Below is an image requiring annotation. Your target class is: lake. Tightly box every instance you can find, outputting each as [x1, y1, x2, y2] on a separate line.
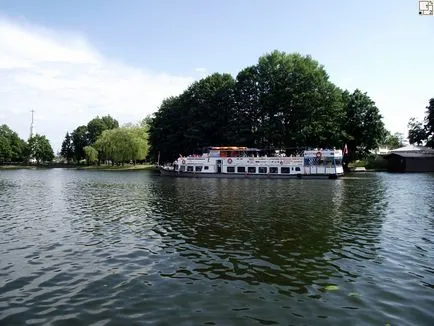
[0, 169, 433, 325]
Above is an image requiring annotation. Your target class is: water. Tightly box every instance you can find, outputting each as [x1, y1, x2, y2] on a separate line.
[0, 169, 433, 326]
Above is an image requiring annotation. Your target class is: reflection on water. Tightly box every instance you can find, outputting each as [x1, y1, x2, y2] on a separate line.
[0, 170, 433, 325]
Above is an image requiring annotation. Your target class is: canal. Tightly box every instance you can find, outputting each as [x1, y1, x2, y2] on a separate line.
[0, 169, 433, 325]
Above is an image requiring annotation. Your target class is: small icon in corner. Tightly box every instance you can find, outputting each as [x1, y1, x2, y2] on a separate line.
[419, 1, 434, 15]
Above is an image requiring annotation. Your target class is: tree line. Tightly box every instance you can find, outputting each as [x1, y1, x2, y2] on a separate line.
[60, 115, 150, 165]
[3, 51, 431, 166]
[148, 50, 397, 163]
[0, 124, 54, 164]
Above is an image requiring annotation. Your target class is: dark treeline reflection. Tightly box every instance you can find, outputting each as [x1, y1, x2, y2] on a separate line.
[140, 175, 387, 293]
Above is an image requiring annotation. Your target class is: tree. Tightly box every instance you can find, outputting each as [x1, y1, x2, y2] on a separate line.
[342, 89, 386, 160]
[406, 98, 434, 148]
[83, 146, 98, 165]
[382, 131, 403, 149]
[234, 51, 345, 150]
[60, 132, 74, 163]
[87, 115, 119, 145]
[148, 74, 236, 162]
[148, 50, 389, 163]
[425, 98, 434, 147]
[95, 125, 149, 165]
[71, 125, 89, 162]
[27, 134, 54, 164]
[0, 134, 12, 162]
[407, 117, 426, 145]
[0, 124, 27, 162]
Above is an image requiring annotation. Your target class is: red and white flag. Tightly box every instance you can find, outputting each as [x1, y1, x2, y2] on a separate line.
[343, 144, 348, 155]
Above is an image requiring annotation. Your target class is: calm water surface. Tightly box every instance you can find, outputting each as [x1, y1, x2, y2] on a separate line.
[0, 169, 433, 325]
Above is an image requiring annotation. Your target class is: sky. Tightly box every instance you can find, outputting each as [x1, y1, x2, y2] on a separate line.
[0, 0, 433, 152]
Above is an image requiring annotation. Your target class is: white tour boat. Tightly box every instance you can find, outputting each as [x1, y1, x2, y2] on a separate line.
[159, 147, 344, 179]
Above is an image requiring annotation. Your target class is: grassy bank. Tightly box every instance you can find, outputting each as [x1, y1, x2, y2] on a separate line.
[1, 163, 158, 171]
[348, 155, 388, 171]
[0, 165, 35, 170]
[76, 164, 157, 171]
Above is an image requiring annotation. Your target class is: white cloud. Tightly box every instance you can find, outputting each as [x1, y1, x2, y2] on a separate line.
[0, 18, 195, 152]
[194, 67, 207, 73]
[194, 67, 209, 78]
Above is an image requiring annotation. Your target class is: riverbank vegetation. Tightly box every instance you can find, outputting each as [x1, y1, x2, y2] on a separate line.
[407, 98, 434, 147]
[76, 164, 156, 171]
[2, 50, 432, 169]
[0, 124, 54, 165]
[61, 116, 150, 166]
[147, 51, 400, 163]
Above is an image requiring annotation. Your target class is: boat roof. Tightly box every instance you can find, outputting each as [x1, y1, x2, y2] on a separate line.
[208, 146, 261, 151]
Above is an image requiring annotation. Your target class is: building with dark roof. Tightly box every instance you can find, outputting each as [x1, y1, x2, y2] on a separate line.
[382, 145, 434, 172]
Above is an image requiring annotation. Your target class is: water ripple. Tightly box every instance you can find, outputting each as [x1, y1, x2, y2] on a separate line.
[0, 170, 433, 325]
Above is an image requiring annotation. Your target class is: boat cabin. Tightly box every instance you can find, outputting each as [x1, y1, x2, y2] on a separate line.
[168, 146, 344, 177]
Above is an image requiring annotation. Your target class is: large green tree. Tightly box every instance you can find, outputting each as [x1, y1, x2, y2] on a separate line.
[83, 145, 98, 165]
[342, 89, 386, 160]
[27, 134, 54, 164]
[425, 98, 434, 147]
[60, 132, 74, 163]
[71, 125, 89, 162]
[0, 124, 27, 163]
[407, 117, 426, 145]
[148, 50, 388, 163]
[87, 115, 119, 145]
[234, 51, 345, 150]
[149, 73, 236, 162]
[0, 134, 12, 162]
[95, 125, 149, 165]
[407, 98, 434, 148]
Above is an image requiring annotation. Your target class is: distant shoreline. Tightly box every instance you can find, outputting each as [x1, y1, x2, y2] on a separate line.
[0, 164, 158, 171]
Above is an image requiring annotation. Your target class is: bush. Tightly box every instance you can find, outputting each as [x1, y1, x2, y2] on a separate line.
[365, 155, 388, 170]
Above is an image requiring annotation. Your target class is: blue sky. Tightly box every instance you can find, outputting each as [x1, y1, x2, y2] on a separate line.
[0, 0, 433, 151]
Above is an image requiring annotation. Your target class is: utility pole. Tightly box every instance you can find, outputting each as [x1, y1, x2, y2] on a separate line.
[29, 109, 35, 139]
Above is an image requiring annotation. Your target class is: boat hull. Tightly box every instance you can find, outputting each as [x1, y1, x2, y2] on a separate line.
[159, 167, 341, 179]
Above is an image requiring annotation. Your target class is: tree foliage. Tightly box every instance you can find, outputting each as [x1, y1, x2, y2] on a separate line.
[425, 98, 434, 147]
[382, 131, 403, 149]
[87, 115, 119, 145]
[148, 73, 236, 162]
[407, 98, 434, 148]
[342, 89, 386, 160]
[27, 134, 54, 164]
[83, 146, 98, 165]
[94, 124, 149, 165]
[148, 51, 387, 162]
[407, 117, 426, 146]
[64, 115, 120, 163]
[0, 124, 27, 163]
[60, 132, 73, 163]
[71, 125, 89, 162]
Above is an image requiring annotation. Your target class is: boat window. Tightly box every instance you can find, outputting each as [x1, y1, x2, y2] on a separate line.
[227, 166, 235, 173]
[269, 167, 278, 173]
[180, 166, 185, 172]
[187, 166, 194, 172]
[204, 166, 209, 170]
[335, 159, 342, 165]
[295, 167, 301, 171]
[248, 167, 256, 173]
[281, 167, 290, 174]
[195, 166, 202, 172]
[258, 167, 267, 174]
[237, 166, 245, 173]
